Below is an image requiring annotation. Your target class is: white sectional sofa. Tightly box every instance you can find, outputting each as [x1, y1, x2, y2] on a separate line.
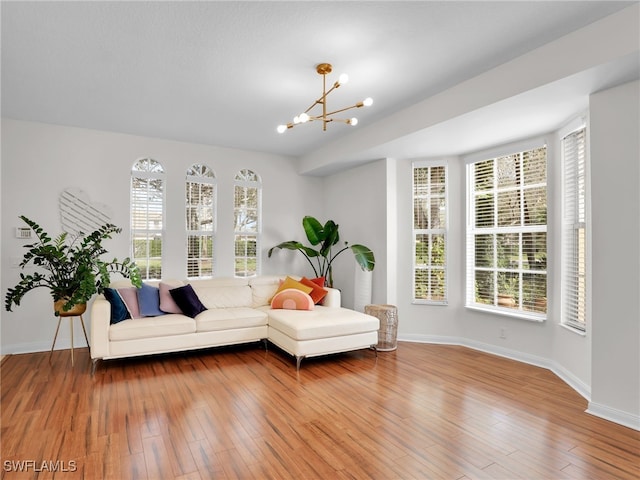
[89, 275, 379, 373]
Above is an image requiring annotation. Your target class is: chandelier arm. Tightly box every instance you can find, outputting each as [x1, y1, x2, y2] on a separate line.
[324, 103, 363, 117]
[323, 82, 341, 98]
[303, 82, 340, 114]
[314, 117, 349, 124]
[303, 96, 325, 114]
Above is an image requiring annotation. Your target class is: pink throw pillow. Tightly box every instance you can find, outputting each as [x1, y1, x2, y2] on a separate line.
[117, 287, 141, 319]
[159, 282, 183, 314]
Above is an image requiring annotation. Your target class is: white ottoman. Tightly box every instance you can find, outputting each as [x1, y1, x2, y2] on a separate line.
[265, 306, 379, 370]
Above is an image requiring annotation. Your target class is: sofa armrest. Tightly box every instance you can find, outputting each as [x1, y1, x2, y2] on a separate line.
[321, 287, 341, 307]
[90, 296, 111, 359]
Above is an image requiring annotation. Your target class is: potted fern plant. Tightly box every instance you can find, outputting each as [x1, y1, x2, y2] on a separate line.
[5, 216, 141, 315]
[268, 216, 375, 287]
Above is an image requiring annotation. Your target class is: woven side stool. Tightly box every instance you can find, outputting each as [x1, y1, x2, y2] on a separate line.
[365, 304, 398, 351]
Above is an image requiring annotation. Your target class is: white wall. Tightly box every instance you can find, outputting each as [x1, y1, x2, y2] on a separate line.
[322, 159, 387, 309]
[588, 80, 640, 426]
[1, 119, 323, 354]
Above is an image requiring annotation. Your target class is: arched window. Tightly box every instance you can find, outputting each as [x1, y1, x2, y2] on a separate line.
[131, 158, 164, 280]
[234, 169, 261, 277]
[186, 164, 216, 278]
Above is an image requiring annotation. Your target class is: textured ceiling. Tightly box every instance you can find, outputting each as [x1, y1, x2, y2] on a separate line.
[1, 1, 636, 163]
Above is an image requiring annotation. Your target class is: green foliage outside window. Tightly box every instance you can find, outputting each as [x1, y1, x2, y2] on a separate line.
[235, 235, 257, 277]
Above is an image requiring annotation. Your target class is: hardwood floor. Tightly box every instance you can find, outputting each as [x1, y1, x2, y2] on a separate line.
[1, 342, 638, 479]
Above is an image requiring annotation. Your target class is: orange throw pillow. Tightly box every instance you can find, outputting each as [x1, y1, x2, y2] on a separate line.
[300, 277, 328, 304]
[310, 276, 325, 288]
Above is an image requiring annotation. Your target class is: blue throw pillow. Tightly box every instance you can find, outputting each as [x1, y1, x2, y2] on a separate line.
[104, 288, 130, 324]
[137, 283, 166, 317]
[169, 284, 207, 318]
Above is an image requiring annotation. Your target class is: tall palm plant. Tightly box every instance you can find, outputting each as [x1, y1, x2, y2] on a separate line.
[268, 216, 375, 287]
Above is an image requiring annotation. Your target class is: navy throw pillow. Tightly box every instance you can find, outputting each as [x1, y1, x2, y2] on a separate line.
[104, 287, 130, 324]
[169, 284, 207, 318]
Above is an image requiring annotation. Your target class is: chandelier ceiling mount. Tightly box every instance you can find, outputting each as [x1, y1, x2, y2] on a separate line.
[277, 63, 373, 134]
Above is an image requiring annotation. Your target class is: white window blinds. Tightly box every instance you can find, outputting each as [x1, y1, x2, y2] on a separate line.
[131, 158, 164, 280]
[562, 127, 587, 331]
[466, 145, 547, 318]
[412, 161, 448, 303]
[186, 164, 216, 279]
[234, 169, 261, 277]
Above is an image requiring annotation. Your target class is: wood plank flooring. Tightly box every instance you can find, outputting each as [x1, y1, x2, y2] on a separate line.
[1, 342, 638, 479]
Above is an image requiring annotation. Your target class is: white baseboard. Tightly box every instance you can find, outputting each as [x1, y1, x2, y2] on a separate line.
[399, 333, 560, 373]
[1, 338, 87, 355]
[398, 334, 638, 431]
[587, 402, 640, 431]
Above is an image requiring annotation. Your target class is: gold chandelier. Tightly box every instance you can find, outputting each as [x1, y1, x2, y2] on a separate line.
[277, 63, 373, 133]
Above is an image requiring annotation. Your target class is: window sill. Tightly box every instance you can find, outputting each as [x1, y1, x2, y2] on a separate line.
[466, 304, 546, 322]
[559, 322, 587, 336]
[412, 300, 448, 306]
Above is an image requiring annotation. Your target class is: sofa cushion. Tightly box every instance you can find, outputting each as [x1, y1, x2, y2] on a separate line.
[170, 284, 207, 318]
[248, 275, 283, 307]
[195, 307, 268, 332]
[265, 306, 379, 341]
[109, 314, 196, 341]
[191, 278, 252, 308]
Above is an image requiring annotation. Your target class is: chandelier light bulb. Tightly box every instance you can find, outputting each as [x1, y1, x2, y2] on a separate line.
[349, 117, 358, 126]
[299, 113, 310, 123]
[338, 73, 349, 85]
[277, 125, 287, 134]
[293, 116, 300, 124]
[363, 97, 373, 107]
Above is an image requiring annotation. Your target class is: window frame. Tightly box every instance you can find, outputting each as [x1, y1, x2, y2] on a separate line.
[185, 164, 216, 279]
[560, 120, 588, 333]
[465, 137, 548, 321]
[130, 158, 165, 280]
[233, 169, 261, 278]
[412, 159, 449, 305]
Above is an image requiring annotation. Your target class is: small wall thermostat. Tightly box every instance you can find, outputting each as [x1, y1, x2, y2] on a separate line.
[15, 227, 32, 239]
